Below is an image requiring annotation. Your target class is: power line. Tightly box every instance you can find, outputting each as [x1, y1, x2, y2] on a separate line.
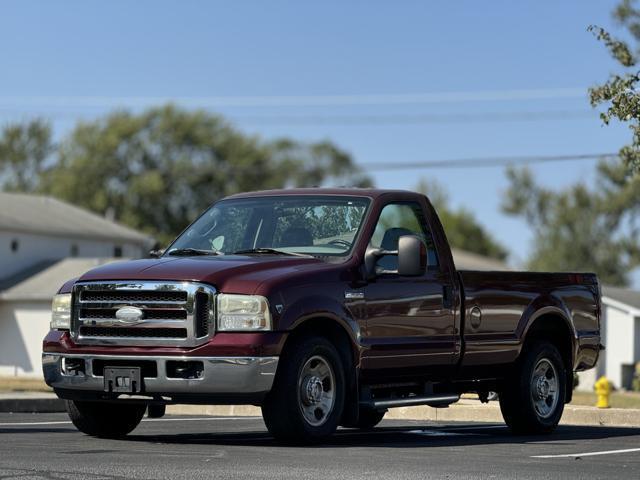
[0, 87, 587, 109]
[361, 153, 619, 171]
[233, 110, 594, 126]
[0, 109, 597, 127]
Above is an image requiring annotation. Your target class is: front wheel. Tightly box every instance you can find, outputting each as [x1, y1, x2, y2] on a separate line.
[261, 336, 346, 443]
[499, 341, 566, 434]
[66, 400, 146, 438]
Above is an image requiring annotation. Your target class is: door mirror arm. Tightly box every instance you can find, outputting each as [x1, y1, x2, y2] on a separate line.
[364, 247, 397, 280]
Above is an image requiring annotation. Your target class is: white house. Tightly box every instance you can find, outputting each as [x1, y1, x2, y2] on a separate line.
[0, 258, 125, 377]
[0, 193, 153, 378]
[577, 286, 640, 391]
[0, 192, 151, 282]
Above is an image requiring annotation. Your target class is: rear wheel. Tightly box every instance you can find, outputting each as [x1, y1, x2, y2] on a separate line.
[66, 400, 146, 438]
[499, 341, 566, 434]
[261, 336, 345, 443]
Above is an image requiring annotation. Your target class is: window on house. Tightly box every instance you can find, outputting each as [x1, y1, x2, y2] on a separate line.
[114, 246, 123, 257]
[70, 244, 79, 257]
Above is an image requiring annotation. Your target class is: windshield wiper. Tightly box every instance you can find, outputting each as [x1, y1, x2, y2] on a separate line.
[167, 248, 221, 256]
[232, 248, 312, 257]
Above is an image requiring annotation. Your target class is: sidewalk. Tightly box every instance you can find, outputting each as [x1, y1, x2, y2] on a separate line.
[0, 392, 65, 413]
[166, 398, 640, 428]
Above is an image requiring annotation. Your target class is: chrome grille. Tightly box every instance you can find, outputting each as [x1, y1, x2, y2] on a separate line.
[72, 281, 216, 347]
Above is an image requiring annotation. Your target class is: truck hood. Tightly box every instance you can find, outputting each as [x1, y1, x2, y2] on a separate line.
[77, 255, 327, 294]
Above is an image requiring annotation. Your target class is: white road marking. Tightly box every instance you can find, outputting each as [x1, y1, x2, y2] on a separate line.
[532, 447, 640, 459]
[444, 425, 507, 431]
[406, 429, 476, 437]
[0, 420, 72, 426]
[0, 416, 259, 427]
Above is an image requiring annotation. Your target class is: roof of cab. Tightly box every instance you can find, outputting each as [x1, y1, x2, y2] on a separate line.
[223, 187, 419, 200]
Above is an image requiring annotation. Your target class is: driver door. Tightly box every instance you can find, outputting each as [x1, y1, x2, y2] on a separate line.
[361, 201, 457, 378]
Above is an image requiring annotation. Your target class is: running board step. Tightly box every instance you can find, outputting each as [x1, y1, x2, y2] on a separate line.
[363, 394, 460, 409]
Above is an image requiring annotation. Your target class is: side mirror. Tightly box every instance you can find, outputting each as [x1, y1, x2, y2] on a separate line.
[364, 235, 427, 279]
[149, 249, 165, 258]
[397, 235, 427, 276]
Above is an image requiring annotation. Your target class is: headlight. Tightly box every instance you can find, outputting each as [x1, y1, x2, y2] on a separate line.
[50, 293, 72, 330]
[217, 294, 272, 331]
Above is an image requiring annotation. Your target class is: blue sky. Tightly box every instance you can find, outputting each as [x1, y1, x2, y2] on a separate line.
[0, 1, 634, 278]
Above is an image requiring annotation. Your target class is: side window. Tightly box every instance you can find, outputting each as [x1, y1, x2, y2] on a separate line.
[370, 203, 438, 271]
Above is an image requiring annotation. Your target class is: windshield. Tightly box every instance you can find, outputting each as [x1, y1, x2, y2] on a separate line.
[167, 195, 371, 257]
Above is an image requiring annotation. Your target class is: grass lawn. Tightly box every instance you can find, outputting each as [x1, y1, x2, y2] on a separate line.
[0, 376, 52, 393]
[570, 390, 640, 409]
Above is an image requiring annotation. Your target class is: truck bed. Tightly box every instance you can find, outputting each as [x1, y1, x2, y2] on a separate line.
[458, 270, 600, 371]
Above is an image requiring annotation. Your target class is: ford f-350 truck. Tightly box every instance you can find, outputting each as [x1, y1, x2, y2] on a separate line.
[43, 188, 602, 442]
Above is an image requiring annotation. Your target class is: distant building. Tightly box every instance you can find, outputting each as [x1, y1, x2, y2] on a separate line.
[451, 248, 510, 271]
[578, 286, 640, 391]
[0, 258, 124, 377]
[0, 193, 152, 378]
[0, 192, 151, 282]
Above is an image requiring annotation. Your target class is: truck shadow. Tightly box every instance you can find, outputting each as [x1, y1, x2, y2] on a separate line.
[125, 422, 640, 449]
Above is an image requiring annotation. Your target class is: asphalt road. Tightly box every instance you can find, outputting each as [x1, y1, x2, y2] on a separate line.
[1, 413, 639, 479]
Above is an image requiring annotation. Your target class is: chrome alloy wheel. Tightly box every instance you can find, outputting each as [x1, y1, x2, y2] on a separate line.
[530, 358, 559, 419]
[297, 355, 336, 427]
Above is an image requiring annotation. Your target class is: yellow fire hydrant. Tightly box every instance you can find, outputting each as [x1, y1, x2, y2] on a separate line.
[594, 376, 612, 409]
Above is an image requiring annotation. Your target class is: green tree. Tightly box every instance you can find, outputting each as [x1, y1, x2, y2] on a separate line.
[0, 119, 53, 192]
[502, 162, 640, 286]
[38, 105, 371, 244]
[501, 1, 640, 285]
[416, 179, 508, 261]
[590, 0, 640, 173]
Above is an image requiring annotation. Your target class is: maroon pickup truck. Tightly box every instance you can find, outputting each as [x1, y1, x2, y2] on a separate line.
[43, 188, 602, 442]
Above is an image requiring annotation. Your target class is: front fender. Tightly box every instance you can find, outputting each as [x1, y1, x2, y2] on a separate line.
[277, 294, 361, 346]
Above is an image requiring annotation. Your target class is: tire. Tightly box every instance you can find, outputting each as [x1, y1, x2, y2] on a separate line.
[499, 341, 566, 435]
[66, 400, 146, 438]
[346, 407, 386, 430]
[147, 404, 166, 419]
[261, 335, 346, 443]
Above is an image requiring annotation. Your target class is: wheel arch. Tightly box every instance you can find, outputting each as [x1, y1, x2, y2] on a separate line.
[520, 308, 577, 402]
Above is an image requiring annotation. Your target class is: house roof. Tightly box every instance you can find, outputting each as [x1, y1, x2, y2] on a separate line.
[451, 248, 510, 271]
[0, 192, 151, 244]
[602, 285, 640, 314]
[0, 258, 126, 301]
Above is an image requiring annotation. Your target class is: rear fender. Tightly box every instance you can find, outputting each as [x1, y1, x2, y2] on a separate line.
[517, 295, 578, 363]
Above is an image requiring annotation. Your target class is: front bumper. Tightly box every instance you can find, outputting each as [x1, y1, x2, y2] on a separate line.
[43, 353, 278, 401]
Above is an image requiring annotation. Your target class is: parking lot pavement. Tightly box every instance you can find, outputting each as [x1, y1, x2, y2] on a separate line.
[1, 413, 639, 480]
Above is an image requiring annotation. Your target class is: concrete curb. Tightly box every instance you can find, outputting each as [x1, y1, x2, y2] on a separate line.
[166, 401, 640, 428]
[0, 393, 66, 413]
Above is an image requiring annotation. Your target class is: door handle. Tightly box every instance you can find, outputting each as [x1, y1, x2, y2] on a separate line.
[442, 285, 453, 309]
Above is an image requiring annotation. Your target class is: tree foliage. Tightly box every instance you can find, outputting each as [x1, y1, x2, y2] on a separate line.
[590, 0, 640, 173]
[502, 161, 640, 286]
[0, 120, 52, 192]
[0, 105, 372, 245]
[416, 179, 508, 261]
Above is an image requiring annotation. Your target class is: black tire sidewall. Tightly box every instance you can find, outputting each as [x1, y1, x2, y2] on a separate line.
[500, 342, 566, 434]
[66, 400, 146, 438]
[262, 336, 346, 442]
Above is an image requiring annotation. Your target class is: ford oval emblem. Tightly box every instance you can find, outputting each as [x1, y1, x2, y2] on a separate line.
[115, 306, 144, 323]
